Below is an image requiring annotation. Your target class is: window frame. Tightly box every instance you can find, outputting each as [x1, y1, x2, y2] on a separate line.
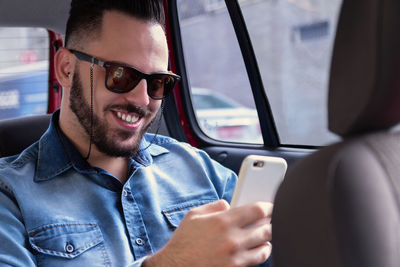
[166, 0, 281, 148]
[47, 30, 63, 114]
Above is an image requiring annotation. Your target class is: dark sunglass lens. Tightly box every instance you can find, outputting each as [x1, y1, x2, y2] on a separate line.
[148, 75, 176, 99]
[106, 65, 141, 93]
[104, 63, 177, 98]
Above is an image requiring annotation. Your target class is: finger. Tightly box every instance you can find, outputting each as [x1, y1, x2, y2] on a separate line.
[241, 223, 272, 250]
[189, 199, 230, 216]
[229, 202, 273, 228]
[232, 241, 272, 267]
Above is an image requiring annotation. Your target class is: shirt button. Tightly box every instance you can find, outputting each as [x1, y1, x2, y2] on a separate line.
[65, 243, 74, 253]
[135, 238, 145, 246]
[123, 190, 128, 197]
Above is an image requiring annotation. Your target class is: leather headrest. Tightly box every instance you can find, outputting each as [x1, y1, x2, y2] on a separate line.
[329, 0, 400, 136]
[0, 114, 51, 157]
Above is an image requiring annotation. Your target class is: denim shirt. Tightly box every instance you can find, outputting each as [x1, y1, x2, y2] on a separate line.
[0, 111, 237, 266]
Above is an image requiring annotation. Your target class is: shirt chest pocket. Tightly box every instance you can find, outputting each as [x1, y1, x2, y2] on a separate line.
[28, 223, 111, 266]
[162, 199, 216, 228]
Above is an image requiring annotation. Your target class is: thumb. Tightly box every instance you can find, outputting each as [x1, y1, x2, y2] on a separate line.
[190, 199, 230, 216]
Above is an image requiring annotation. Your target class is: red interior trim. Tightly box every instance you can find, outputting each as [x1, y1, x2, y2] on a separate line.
[163, 0, 199, 147]
[47, 30, 63, 113]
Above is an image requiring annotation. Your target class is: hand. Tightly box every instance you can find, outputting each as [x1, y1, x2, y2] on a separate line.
[143, 200, 272, 267]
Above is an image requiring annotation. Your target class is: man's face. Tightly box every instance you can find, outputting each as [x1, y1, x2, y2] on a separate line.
[68, 11, 168, 157]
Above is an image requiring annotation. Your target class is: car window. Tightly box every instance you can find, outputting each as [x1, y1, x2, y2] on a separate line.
[192, 89, 242, 110]
[240, 0, 343, 146]
[0, 27, 49, 120]
[177, 0, 263, 144]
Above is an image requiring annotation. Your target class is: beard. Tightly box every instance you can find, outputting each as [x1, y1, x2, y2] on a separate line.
[69, 70, 155, 158]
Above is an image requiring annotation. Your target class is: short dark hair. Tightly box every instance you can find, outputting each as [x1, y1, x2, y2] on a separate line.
[65, 0, 165, 48]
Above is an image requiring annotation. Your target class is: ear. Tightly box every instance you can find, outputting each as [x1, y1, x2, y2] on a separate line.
[54, 47, 75, 88]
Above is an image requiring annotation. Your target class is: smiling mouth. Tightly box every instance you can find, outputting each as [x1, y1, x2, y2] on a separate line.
[117, 111, 140, 124]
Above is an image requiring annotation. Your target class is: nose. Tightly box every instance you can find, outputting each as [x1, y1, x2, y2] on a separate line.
[124, 79, 150, 107]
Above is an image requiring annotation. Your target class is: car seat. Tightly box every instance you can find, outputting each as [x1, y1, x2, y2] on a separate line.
[272, 0, 400, 266]
[0, 114, 51, 158]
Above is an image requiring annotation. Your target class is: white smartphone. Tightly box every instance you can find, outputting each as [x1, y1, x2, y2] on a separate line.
[230, 155, 287, 207]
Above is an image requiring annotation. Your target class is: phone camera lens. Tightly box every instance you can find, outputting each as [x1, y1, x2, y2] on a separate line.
[253, 161, 264, 167]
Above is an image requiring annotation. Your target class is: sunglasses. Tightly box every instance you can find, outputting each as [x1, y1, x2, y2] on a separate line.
[69, 49, 180, 100]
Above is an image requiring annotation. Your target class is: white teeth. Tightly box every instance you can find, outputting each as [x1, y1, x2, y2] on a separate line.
[131, 115, 139, 123]
[117, 111, 140, 124]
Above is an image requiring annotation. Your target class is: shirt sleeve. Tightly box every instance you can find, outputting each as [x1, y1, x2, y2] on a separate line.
[221, 170, 238, 204]
[0, 183, 36, 266]
[194, 146, 238, 203]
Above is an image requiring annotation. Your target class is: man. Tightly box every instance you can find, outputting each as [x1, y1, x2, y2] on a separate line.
[0, 0, 272, 266]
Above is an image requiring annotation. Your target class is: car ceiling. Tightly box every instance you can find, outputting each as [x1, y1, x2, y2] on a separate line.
[0, 0, 70, 34]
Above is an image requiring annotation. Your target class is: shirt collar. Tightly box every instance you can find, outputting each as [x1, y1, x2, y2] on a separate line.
[34, 110, 169, 182]
[133, 134, 170, 166]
